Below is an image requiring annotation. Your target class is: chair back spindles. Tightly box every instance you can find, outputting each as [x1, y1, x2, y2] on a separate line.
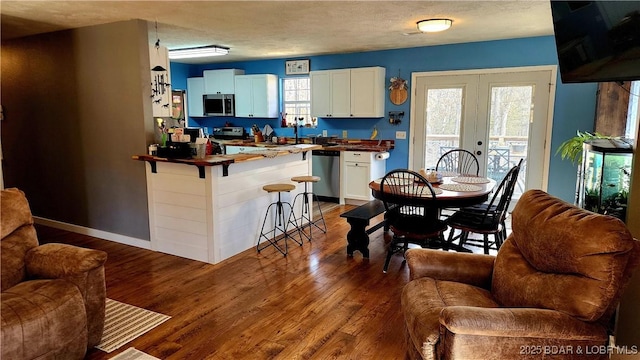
[436, 149, 479, 176]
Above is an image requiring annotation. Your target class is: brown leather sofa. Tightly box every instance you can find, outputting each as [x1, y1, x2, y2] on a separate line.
[1, 188, 108, 359]
[402, 189, 640, 360]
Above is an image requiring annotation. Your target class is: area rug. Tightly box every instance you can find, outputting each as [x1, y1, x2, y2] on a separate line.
[109, 347, 160, 360]
[96, 299, 171, 353]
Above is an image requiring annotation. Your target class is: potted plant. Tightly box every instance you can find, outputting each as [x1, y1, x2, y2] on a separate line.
[556, 131, 610, 165]
[556, 131, 612, 204]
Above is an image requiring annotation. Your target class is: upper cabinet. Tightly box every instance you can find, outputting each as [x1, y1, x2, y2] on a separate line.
[187, 77, 205, 117]
[203, 69, 244, 94]
[310, 66, 385, 118]
[234, 74, 278, 118]
[149, 45, 171, 117]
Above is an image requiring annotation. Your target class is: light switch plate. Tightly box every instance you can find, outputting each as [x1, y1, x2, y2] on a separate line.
[322, 130, 328, 137]
[342, 130, 348, 138]
[396, 131, 407, 139]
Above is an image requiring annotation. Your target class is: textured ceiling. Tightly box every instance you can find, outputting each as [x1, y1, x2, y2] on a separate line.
[1, 1, 554, 64]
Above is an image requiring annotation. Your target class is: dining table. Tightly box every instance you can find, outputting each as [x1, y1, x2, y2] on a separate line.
[365, 171, 497, 253]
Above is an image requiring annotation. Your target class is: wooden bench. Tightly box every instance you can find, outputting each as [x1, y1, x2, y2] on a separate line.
[340, 200, 387, 258]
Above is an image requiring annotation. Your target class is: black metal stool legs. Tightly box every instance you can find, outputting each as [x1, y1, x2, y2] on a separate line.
[257, 191, 303, 256]
[291, 181, 327, 242]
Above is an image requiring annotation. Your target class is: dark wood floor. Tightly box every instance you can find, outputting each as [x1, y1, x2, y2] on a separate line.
[36, 204, 411, 360]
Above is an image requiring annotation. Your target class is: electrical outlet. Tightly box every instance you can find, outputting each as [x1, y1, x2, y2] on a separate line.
[396, 131, 407, 140]
[322, 130, 328, 137]
[342, 130, 348, 138]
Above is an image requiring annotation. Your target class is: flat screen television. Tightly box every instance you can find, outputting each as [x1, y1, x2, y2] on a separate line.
[551, 1, 640, 83]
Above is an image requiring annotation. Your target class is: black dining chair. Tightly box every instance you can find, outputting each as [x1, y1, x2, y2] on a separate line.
[444, 159, 522, 254]
[435, 148, 480, 219]
[436, 148, 479, 176]
[379, 169, 448, 273]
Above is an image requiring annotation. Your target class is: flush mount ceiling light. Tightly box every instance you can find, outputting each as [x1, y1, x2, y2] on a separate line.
[417, 19, 453, 33]
[168, 45, 229, 59]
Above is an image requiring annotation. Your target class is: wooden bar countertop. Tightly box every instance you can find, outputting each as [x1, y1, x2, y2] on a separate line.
[132, 144, 322, 167]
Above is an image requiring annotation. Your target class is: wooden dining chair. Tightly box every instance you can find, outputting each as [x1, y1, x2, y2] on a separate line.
[445, 159, 522, 254]
[379, 169, 448, 273]
[436, 148, 479, 176]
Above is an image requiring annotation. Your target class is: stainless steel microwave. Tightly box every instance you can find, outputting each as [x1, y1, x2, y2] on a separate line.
[203, 94, 234, 117]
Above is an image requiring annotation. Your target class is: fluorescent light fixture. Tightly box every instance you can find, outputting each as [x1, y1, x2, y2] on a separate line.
[417, 19, 453, 33]
[168, 46, 229, 59]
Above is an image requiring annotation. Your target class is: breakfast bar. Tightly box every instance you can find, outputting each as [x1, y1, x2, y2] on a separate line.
[133, 144, 320, 264]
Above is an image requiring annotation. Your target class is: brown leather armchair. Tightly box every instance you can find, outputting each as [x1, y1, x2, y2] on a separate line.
[1, 188, 108, 360]
[402, 189, 640, 360]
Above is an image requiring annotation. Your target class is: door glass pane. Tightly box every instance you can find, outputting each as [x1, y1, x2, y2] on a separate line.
[424, 88, 463, 168]
[487, 85, 533, 200]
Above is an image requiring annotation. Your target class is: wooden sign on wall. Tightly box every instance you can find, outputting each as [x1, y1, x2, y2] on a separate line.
[594, 81, 631, 136]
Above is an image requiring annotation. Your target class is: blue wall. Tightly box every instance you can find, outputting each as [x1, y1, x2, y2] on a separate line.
[170, 36, 598, 202]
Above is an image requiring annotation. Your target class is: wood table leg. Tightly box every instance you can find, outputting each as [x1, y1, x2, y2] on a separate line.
[345, 218, 370, 258]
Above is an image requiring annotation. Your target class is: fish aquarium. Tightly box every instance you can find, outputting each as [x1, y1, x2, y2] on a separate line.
[578, 139, 633, 221]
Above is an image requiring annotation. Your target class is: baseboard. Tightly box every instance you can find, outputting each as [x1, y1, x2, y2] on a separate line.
[33, 217, 151, 250]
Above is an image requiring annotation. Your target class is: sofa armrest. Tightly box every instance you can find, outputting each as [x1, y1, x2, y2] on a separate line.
[25, 243, 107, 278]
[405, 248, 495, 289]
[439, 306, 607, 340]
[25, 243, 108, 347]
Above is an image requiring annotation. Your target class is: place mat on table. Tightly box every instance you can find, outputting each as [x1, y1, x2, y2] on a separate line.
[451, 176, 491, 184]
[399, 186, 443, 196]
[438, 183, 482, 192]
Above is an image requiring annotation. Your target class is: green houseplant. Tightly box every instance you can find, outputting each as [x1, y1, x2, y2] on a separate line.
[556, 131, 610, 165]
[556, 131, 612, 205]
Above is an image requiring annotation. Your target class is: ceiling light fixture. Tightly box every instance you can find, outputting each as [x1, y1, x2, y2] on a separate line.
[168, 46, 229, 59]
[417, 19, 453, 33]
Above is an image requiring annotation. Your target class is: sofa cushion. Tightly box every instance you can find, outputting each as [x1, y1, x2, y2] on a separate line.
[402, 277, 500, 360]
[1, 279, 87, 360]
[492, 189, 636, 322]
[1, 188, 39, 292]
[1, 226, 39, 292]
[1, 188, 34, 240]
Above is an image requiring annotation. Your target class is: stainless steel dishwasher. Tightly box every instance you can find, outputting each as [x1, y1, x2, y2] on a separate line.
[311, 149, 340, 203]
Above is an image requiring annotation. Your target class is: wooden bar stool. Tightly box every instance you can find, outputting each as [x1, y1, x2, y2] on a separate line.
[257, 183, 303, 256]
[290, 176, 327, 242]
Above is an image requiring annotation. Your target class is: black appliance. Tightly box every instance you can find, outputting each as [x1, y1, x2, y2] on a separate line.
[551, 1, 640, 83]
[204, 94, 235, 116]
[212, 126, 246, 140]
[312, 150, 340, 203]
[211, 126, 247, 155]
[183, 127, 204, 141]
[157, 142, 192, 159]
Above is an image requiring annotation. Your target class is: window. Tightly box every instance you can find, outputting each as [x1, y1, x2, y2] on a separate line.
[625, 81, 639, 141]
[282, 77, 312, 127]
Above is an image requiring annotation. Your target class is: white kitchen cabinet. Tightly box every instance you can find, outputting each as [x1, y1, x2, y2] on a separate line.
[350, 67, 386, 117]
[149, 45, 172, 117]
[340, 151, 386, 203]
[234, 74, 278, 118]
[187, 77, 205, 117]
[310, 69, 350, 117]
[310, 66, 385, 118]
[203, 69, 244, 94]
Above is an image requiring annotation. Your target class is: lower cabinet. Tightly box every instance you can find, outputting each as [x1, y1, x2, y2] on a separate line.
[341, 151, 386, 203]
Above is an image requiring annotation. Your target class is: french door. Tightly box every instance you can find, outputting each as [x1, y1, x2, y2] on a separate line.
[410, 66, 556, 201]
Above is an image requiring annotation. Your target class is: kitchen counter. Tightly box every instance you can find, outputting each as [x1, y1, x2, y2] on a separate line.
[134, 143, 318, 265]
[213, 138, 394, 153]
[133, 143, 321, 169]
